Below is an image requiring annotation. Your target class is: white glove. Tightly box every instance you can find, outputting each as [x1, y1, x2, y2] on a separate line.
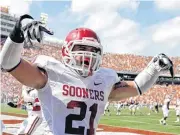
[148, 53, 174, 77]
[0, 14, 54, 72]
[21, 15, 54, 46]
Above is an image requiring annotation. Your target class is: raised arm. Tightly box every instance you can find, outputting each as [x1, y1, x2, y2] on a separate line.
[109, 53, 174, 101]
[0, 14, 53, 89]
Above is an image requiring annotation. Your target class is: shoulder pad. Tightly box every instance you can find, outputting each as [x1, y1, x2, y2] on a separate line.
[98, 67, 119, 83]
[33, 55, 58, 69]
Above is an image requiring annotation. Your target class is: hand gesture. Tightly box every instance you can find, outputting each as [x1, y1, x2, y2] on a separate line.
[152, 53, 174, 78]
[10, 14, 54, 46]
[22, 16, 54, 45]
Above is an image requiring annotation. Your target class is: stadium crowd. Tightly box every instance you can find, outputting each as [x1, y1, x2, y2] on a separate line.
[1, 43, 180, 105]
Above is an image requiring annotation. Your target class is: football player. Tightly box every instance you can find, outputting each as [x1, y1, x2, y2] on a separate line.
[0, 14, 174, 135]
[18, 86, 43, 135]
[116, 101, 123, 116]
[154, 100, 159, 113]
[147, 100, 155, 115]
[159, 90, 176, 125]
[103, 101, 111, 116]
[128, 97, 136, 115]
[8, 86, 43, 135]
[175, 97, 180, 122]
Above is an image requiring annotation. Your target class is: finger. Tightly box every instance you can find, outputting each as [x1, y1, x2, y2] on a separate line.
[29, 26, 36, 40]
[37, 37, 41, 43]
[36, 31, 44, 43]
[39, 25, 54, 35]
[39, 31, 43, 43]
[36, 31, 43, 43]
[32, 21, 40, 25]
[34, 27, 41, 43]
[24, 30, 33, 46]
[22, 22, 33, 32]
[24, 30, 29, 43]
[162, 57, 174, 77]
[34, 25, 42, 43]
[169, 66, 174, 78]
[169, 60, 174, 78]
[22, 20, 39, 33]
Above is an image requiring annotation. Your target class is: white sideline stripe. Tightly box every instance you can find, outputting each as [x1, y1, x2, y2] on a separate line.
[100, 124, 178, 135]
[97, 132, 140, 135]
[1, 115, 26, 120]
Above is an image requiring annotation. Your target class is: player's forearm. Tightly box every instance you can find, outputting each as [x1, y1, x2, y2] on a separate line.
[0, 36, 23, 72]
[134, 66, 160, 95]
[109, 81, 138, 101]
[0, 15, 26, 72]
[134, 54, 172, 95]
[0, 15, 48, 89]
[9, 59, 47, 89]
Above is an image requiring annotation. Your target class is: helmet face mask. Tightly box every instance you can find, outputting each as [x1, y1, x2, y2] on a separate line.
[62, 28, 103, 77]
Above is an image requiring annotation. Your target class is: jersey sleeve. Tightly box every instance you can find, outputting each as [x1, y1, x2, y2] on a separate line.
[33, 55, 56, 69]
[33, 55, 59, 92]
[110, 69, 120, 84]
[98, 68, 120, 102]
[102, 68, 120, 85]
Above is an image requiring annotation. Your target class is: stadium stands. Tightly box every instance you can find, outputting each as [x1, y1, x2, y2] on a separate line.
[1, 43, 180, 104]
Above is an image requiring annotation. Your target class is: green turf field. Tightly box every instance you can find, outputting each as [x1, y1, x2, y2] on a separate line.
[100, 106, 180, 135]
[1, 104, 180, 134]
[1, 104, 27, 115]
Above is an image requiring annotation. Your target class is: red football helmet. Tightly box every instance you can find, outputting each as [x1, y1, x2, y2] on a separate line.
[62, 28, 103, 77]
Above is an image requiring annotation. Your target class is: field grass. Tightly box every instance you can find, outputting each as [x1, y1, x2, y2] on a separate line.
[1, 104, 27, 115]
[1, 104, 180, 134]
[100, 106, 180, 135]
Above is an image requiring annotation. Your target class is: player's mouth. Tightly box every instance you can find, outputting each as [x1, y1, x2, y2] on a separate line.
[84, 60, 89, 66]
[81, 58, 90, 67]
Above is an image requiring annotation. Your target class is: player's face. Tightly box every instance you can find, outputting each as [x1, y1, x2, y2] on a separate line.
[72, 45, 100, 68]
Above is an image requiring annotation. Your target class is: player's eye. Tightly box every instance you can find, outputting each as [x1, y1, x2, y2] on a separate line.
[94, 48, 101, 54]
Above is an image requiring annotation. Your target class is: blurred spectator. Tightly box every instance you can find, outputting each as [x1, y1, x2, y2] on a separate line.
[1, 43, 180, 103]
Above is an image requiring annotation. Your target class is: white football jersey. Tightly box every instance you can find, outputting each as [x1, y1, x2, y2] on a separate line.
[153, 101, 158, 106]
[104, 102, 110, 110]
[22, 87, 42, 116]
[176, 98, 180, 108]
[163, 96, 171, 110]
[34, 55, 119, 135]
[117, 103, 122, 110]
